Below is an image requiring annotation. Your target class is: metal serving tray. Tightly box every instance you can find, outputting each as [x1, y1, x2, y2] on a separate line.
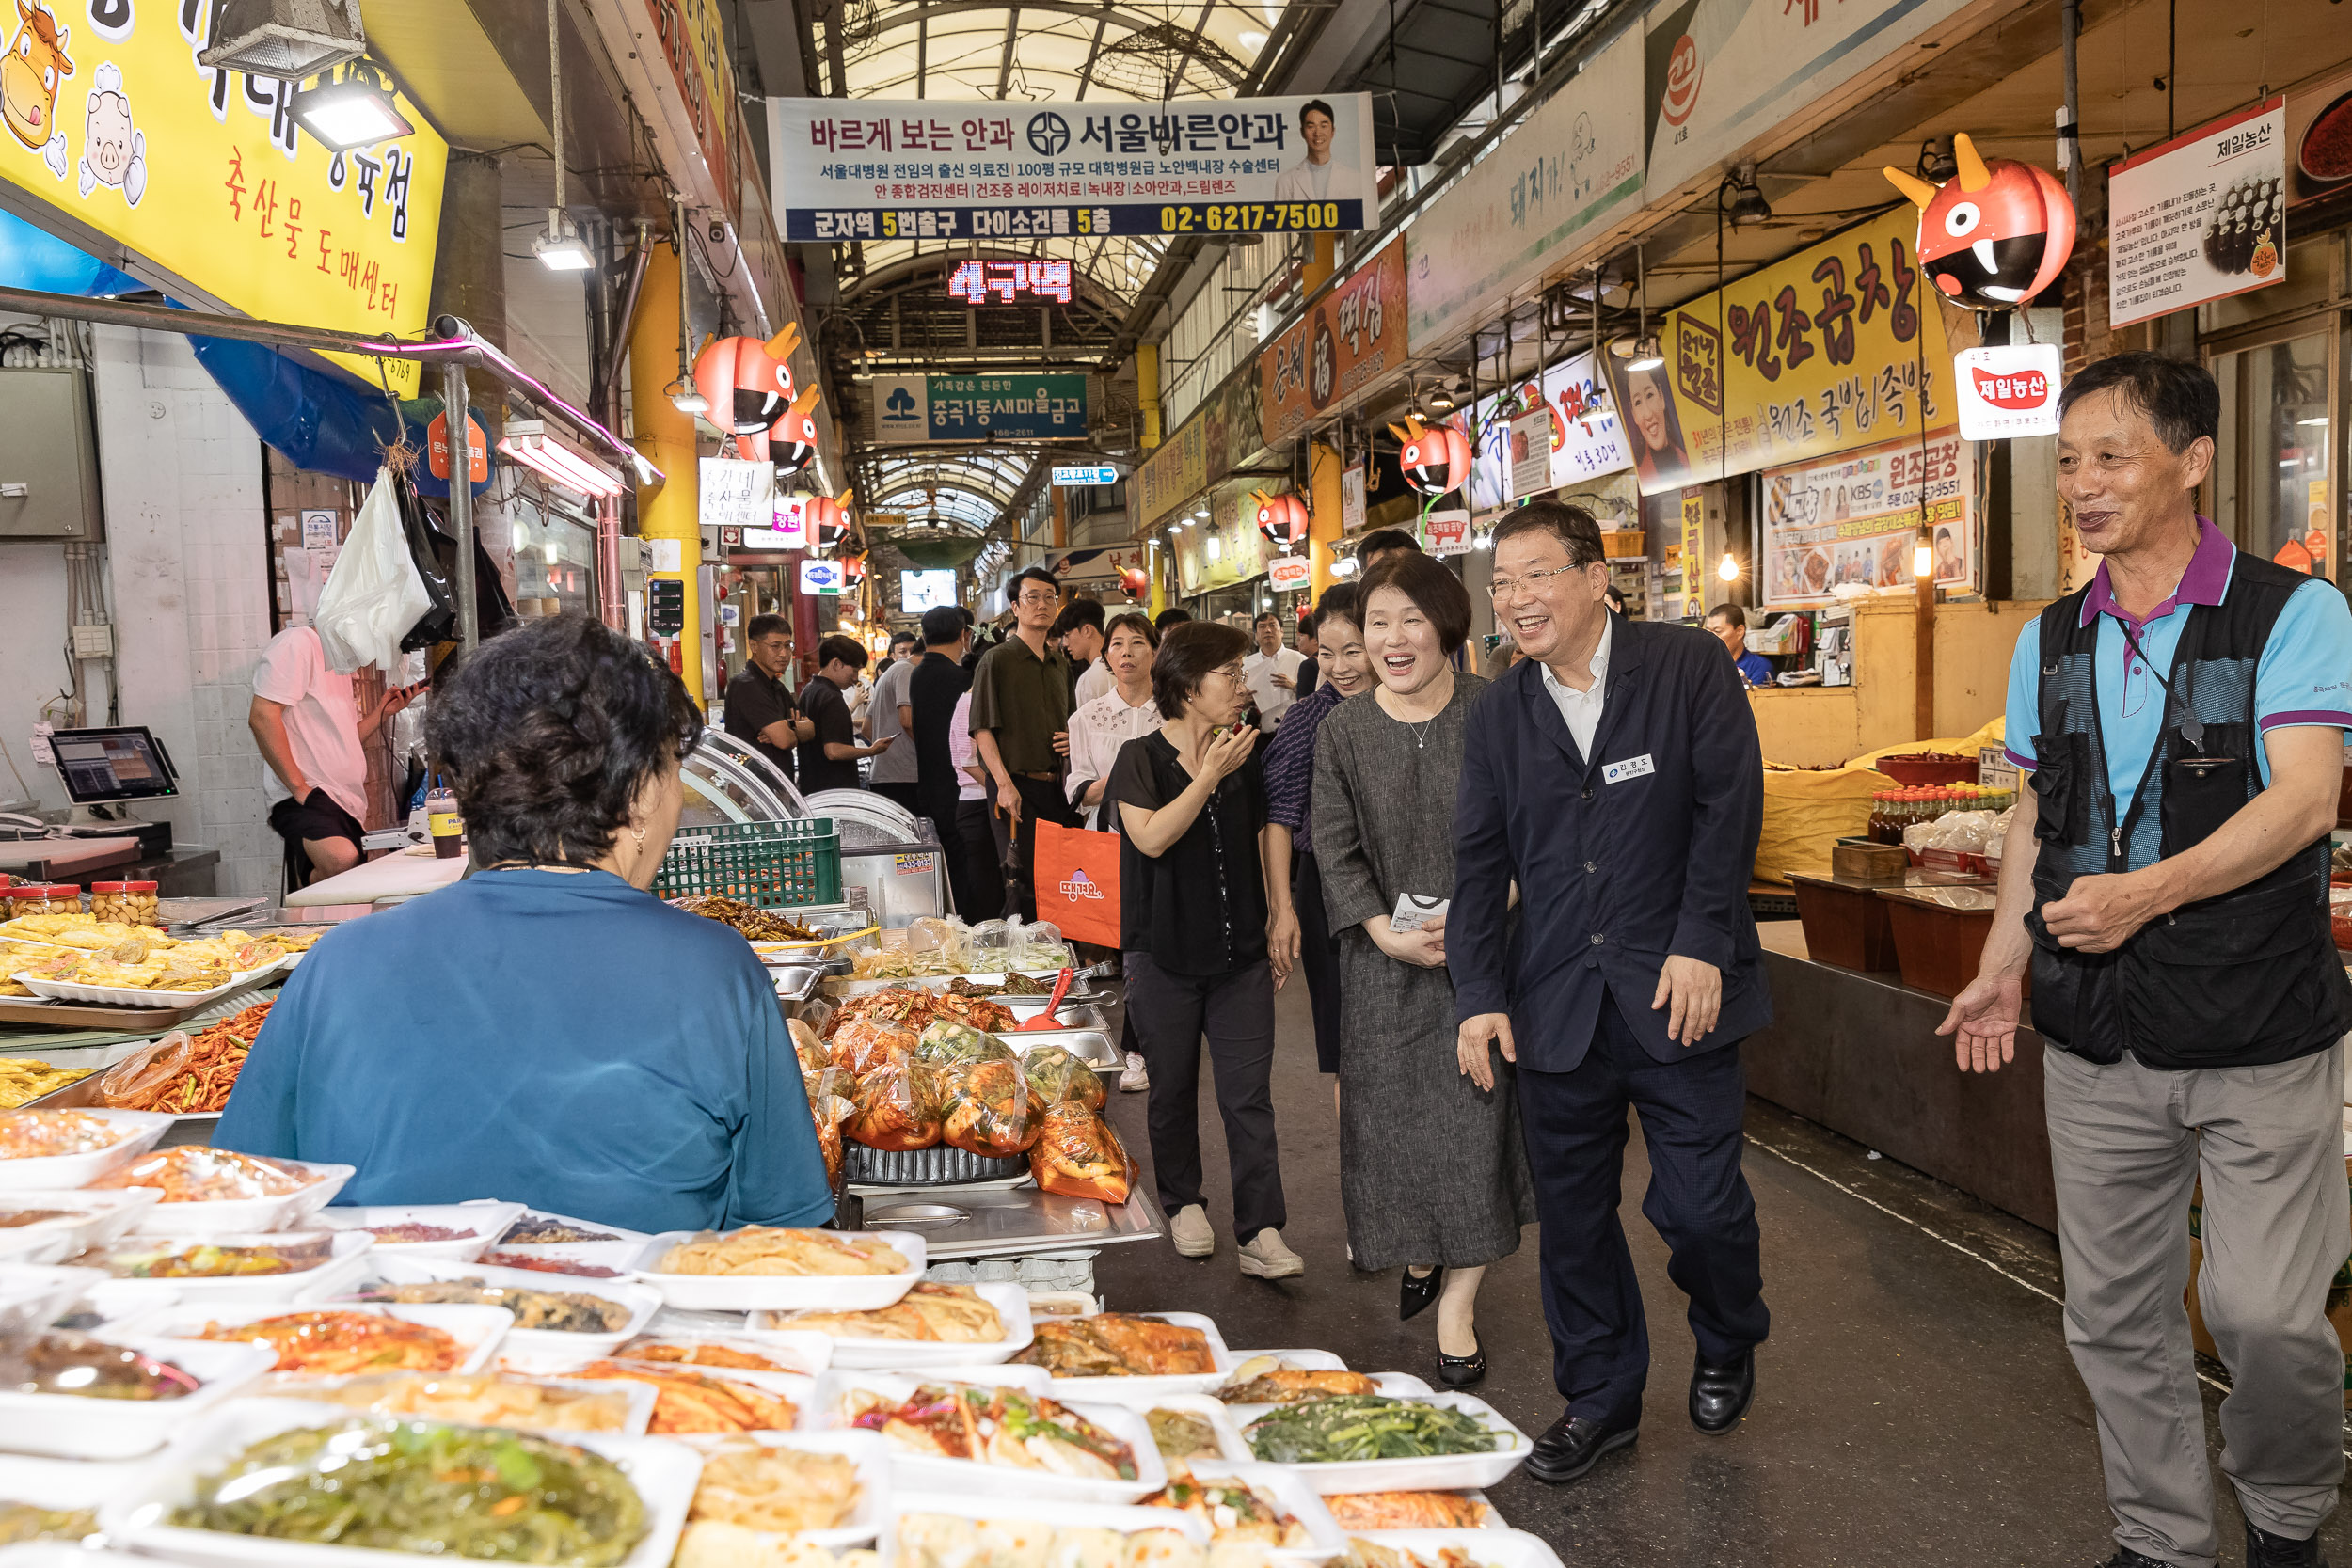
[859, 1180, 1165, 1260]
[845, 1144, 1029, 1186]
[818, 974, 1109, 1004]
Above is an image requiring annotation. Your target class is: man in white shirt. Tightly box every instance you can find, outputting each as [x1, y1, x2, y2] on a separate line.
[1056, 599, 1112, 708]
[1244, 611, 1307, 732]
[1273, 100, 1361, 206]
[868, 631, 922, 815]
[248, 625, 414, 888]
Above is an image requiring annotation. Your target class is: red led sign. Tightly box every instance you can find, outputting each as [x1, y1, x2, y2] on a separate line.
[947, 259, 1074, 305]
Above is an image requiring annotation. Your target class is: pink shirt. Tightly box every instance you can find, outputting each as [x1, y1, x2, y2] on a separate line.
[949, 691, 985, 801]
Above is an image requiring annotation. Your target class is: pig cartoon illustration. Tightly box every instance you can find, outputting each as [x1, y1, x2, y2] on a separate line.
[3, 0, 72, 167]
[78, 59, 141, 204]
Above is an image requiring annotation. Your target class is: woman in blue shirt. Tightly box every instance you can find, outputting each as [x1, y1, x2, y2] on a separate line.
[216, 616, 832, 1235]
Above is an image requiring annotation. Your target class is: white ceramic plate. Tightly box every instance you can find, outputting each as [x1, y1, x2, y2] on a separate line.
[364, 1252, 664, 1373]
[0, 1109, 173, 1190]
[1348, 1529, 1565, 1568]
[118, 1301, 512, 1379]
[100, 1396, 703, 1568]
[673, 1427, 892, 1548]
[815, 1370, 1163, 1505]
[1037, 1310, 1234, 1400]
[0, 1335, 275, 1461]
[313, 1201, 524, 1263]
[630, 1228, 925, 1313]
[1224, 1392, 1532, 1495]
[100, 1153, 353, 1237]
[752, 1280, 1033, 1370]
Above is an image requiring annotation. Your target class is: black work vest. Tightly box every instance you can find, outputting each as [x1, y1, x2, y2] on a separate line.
[2025, 552, 2352, 1069]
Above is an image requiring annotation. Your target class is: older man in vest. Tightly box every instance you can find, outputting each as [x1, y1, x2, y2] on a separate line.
[1942, 352, 2352, 1568]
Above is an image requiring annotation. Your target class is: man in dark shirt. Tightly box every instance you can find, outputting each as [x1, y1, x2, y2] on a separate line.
[723, 614, 813, 788]
[971, 566, 1079, 920]
[909, 606, 979, 915]
[796, 636, 893, 793]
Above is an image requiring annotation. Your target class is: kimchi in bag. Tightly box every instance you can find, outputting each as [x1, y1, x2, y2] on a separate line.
[941, 1055, 1044, 1159]
[1026, 1101, 1135, 1203]
[1019, 1043, 1105, 1112]
[849, 1058, 945, 1151]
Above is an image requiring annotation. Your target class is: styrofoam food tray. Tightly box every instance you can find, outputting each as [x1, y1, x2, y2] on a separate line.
[814, 1369, 1164, 1505]
[0, 1188, 162, 1259]
[589, 1359, 815, 1422]
[495, 1208, 653, 1250]
[673, 1427, 892, 1549]
[364, 1252, 663, 1373]
[0, 1447, 178, 1512]
[1351, 1529, 1566, 1568]
[1071, 1388, 1252, 1463]
[80, 1230, 375, 1319]
[889, 1490, 1211, 1548]
[1038, 1310, 1233, 1400]
[1180, 1458, 1348, 1560]
[103, 1154, 353, 1237]
[13, 959, 282, 1007]
[608, 1327, 834, 1377]
[474, 1239, 644, 1278]
[752, 1280, 1033, 1370]
[630, 1228, 925, 1313]
[0, 1108, 173, 1190]
[0, 1334, 275, 1460]
[0, 1261, 106, 1336]
[100, 1396, 704, 1568]
[0, 1541, 158, 1564]
[252, 1369, 661, 1439]
[313, 1200, 525, 1262]
[117, 1301, 513, 1379]
[1224, 1391, 1532, 1494]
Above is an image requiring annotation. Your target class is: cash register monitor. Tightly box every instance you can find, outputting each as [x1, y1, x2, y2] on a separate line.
[50, 726, 180, 805]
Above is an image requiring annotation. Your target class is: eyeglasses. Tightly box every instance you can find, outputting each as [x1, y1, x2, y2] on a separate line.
[1016, 592, 1058, 607]
[1208, 662, 1247, 683]
[1487, 562, 1596, 597]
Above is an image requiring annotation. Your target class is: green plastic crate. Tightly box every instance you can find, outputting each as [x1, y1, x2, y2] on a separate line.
[655, 817, 842, 908]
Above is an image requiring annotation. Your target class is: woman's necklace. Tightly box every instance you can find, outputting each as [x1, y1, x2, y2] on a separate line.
[1380, 677, 1452, 750]
[1404, 715, 1438, 750]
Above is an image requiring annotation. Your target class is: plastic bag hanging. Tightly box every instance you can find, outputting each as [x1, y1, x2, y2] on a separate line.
[312, 467, 432, 673]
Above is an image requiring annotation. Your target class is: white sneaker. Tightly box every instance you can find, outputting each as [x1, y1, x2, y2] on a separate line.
[1171, 1205, 1215, 1258]
[1119, 1053, 1150, 1092]
[1238, 1228, 1305, 1279]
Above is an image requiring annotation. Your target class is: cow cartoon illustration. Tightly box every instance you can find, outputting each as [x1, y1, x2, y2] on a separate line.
[2, 0, 72, 167]
[78, 60, 141, 205]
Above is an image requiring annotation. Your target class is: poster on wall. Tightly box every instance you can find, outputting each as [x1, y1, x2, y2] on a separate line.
[1760, 430, 1974, 608]
[1463, 350, 1635, 511]
[2284, 68, 2352, 214]
[1260, 239, 1408, 445]
[1596, 208, 1952, 497]
[0, 1, 448, 393]
[769, 93, 1378, 241]
[2108, 99, 2288, 328]
[1137, 414, 1209, 526]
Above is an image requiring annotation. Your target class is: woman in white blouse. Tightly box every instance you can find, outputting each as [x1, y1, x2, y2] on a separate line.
[1064, 610, 1164, 1095]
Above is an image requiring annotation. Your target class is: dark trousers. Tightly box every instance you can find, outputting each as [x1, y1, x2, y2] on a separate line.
[989, 774, 1080, 923]
[1124, 950, 1287, 1241]
[950, 798, 1005, 922]
[1293, 851, 1343, 1074]
[872, 781, 924, 816]
[1516, 987, 1767, 1428]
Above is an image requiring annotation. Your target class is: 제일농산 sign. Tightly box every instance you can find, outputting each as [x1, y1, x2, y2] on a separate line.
[2107, 98, 2288, 328]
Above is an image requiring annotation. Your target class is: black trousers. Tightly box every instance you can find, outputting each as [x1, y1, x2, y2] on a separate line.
[1516, 987, 1768, 1429]
[988, 773, 1080, 924]
[950, 798, 1006, 922]
[1124, 950, 1287, 1241]
[872, 781, 924, 816]
[1293, 851, 1343, 1074]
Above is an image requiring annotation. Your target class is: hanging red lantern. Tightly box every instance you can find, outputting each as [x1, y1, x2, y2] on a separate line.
[1389, 416, 1472, 497]
[1251, 489, 1310, 548]
[692, 323, 825, 465]
[1119, 564, 1151, 600]
[802, 487, 854, 548]
[1883, 133, 2075, 311]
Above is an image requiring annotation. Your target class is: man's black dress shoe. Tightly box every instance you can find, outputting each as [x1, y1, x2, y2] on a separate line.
[2246, 1520, 2328, 1568]
[1522, 1410, 1637, 1485]
[1399, 1267, 1442, 1321]
[1689, 1351, 1755, 1434]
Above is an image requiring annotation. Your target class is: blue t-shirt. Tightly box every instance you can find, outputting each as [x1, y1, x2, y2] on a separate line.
[2002, 520, 2352, 841]
[1733, 651, 1774, 688]
[215, 868, 832, 1234]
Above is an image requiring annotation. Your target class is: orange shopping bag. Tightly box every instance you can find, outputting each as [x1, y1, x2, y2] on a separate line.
[1034, 819, 1122, 948]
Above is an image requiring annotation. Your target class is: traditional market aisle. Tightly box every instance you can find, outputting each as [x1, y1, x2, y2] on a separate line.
[1091, 978, 2351, 1567]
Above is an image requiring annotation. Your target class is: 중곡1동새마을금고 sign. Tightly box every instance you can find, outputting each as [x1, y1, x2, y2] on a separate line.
[0, 1, 447, 394]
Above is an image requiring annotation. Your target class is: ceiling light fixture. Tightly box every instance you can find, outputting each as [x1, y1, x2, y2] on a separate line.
[532, 0, 594, 271]
[1623, 245, 1665, 370]
[199, 0, 367, 79]
[499, 420, 628, 498]
[290, 60, 412, 151]
[1428, 385, 1457, 412]
[1918, 135, 1960, 183]
[1724, 163, 1772, 229]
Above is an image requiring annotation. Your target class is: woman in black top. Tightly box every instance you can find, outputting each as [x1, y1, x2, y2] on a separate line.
[1107, 621, 1298, 1280]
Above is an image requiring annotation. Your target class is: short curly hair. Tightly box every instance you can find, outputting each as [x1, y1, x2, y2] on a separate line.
[425, 615, 702, 869]
[1152, 620, 1251, 721]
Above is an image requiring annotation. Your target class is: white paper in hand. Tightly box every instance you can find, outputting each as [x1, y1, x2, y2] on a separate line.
[1390, 893, 1450, 932]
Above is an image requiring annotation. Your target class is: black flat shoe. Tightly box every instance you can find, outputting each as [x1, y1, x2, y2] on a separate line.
[1689, 1351, 1756, 1435]
[2245, 1519, 2328, 1568]
[1436, 1344, 1486, 1388]
[1522, 1409, 1637, 1485]
[1399, 1266, 1443, 1321]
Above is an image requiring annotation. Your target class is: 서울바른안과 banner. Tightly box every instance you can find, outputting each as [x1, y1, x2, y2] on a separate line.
[1596, 208, 1953, 497]
[1759, 428, 1975, 609]
[767, 94, 1377, 241]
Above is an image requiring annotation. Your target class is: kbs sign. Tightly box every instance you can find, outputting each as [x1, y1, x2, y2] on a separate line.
[1955, 342, 2062, 439]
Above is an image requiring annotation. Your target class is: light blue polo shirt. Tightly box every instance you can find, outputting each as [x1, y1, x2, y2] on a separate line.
[2003, 518, 2352, 826]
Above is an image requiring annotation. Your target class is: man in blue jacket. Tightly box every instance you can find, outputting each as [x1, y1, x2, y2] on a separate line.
[1453, 499, 1771, 1485]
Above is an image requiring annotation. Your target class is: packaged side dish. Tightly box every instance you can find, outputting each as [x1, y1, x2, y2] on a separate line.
[0, 1110, 171, 1192]
[85, 1148, 351, 1235]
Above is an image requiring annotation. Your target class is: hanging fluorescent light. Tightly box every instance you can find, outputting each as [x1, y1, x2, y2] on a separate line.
[1625, 334, 1664, 372]
[199, 0, 368, 79]
[500, 419, 627, 499]
[532, 209, 595, 271]
[532, 0, 593, 271]
[290, 62, 412, 151]
[667, 381, 709, 415]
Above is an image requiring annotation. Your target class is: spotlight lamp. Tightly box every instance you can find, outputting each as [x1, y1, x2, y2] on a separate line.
[290, 61, 413, 151]
[666, 380, 709, 416]
[1625, 334, 1665, 372]
[1724, 163, 1772, 229]
[532, 209, 595, 271]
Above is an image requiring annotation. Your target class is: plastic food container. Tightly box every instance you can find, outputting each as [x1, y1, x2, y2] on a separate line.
[5, 886, 80, 920]
[813, 1369, 1164, 1505]
[630, 1228, 925, 1313]
[88, 882, 161, 927]
[0, 1334, 277, 1461]
[671, 1428, 891, 1549]
[473, 1240, 644, 1279]
[0, 1109, 174, 1191]
[1348, 1529, 1567, 1568]
[886, 1490, 1212, 1552]
[0, 1260, 107, 1338]
[366, 1252, 664, 1374]
[1178, 1458, 1348, 1560]
[253, 1370, 660, 1439]
[311, 1200, 526, 1263]
[1034, 1310, 1234, 1400]
[605, 1327, 834, 1378]
[495, 1208, 654, 1250]
[77, 1229, 376, 1317]
[1077, 1388, 1255, 1464]
[751, 1280, 1033, 1370]
[0, 1189, 161, 1259]
[1222, 1391, 1533, 1494]
[99, 1396, 704, 1568]
[114, 1301, 514, 1379]
[90, 1150, 353, 1235]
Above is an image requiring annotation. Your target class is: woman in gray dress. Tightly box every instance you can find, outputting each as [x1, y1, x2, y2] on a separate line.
[1311, 551, 1535, 1386]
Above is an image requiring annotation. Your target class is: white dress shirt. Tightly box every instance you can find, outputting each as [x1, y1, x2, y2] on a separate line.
[1245, 647, 1307, 732]
[1538, 613, 1613, 761]
[1073, 657, 1115, 708]
[1065, 688, 1162, 828]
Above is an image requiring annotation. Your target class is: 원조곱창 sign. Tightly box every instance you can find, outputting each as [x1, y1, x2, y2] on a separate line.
[767, 94, 1377, 241]
[1760, 429, 1975, 608]
[2108, 99, 2288, 328]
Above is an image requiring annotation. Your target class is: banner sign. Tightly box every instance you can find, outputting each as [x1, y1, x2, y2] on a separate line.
[1760, 429, 1974, 608]
[800, 559, 846, 595]
[1406, 29, 1645, 354]
[866, 372, 1089, 442]
[1508, 408, 1553, 499]
[2108, 99, 2287, 328]
[767, 93, 1377, 241]
[1048, 543, 1149, 588]
[700, 458, 775, 529]
[1596, 209, 1952, 496]
[0, 1, 447, 394]
[1173, 488, 1273, 593]
[1138, 415, 1209, 526]
[1269, 555, 1313, 592]
[1053, 465, 1117, 486]
[1260, 239, 1408, 445]
[1463, 349, 1633, 511]
[1641, 0, 1971, 201]
[1425, 510, 1472, 556]
[1955, 342, 2061, 440]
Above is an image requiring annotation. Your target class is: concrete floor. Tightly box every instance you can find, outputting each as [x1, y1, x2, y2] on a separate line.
[1091, 976, 2352, 1567]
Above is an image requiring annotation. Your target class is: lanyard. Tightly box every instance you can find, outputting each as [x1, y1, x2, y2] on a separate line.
[2112, 613, 2205, 752]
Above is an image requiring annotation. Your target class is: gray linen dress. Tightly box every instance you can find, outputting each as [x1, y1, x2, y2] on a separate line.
[1310, 673, 1536, 1272]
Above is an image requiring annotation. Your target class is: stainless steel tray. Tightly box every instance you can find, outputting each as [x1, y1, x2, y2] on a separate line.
[846, 1143, 1028, 1186]
[819, 973, 1106, 1002]
[860, 1180, 1165, 1259]
[1007, 1029, 1119, 1069]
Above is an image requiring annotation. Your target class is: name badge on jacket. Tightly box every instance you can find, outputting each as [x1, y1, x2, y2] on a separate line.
[1602, 754, 1656, 785]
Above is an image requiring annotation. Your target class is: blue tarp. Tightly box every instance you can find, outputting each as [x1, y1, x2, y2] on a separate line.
[0, 208, 141, 296]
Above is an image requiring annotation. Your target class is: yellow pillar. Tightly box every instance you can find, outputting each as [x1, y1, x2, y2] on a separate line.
[1148, 540, 1167, 618]
[1136, 344, 1162, 449]
[1309, 441, 1344, 600]
[1302, 234, 1337, 293]
[628, 241, 705, 705]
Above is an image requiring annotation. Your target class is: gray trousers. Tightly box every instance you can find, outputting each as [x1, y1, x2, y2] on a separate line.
[2045, 1041, 2348, 1566]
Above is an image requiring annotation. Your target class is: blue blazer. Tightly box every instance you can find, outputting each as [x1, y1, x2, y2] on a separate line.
[1450, 615, 1770, 1069]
